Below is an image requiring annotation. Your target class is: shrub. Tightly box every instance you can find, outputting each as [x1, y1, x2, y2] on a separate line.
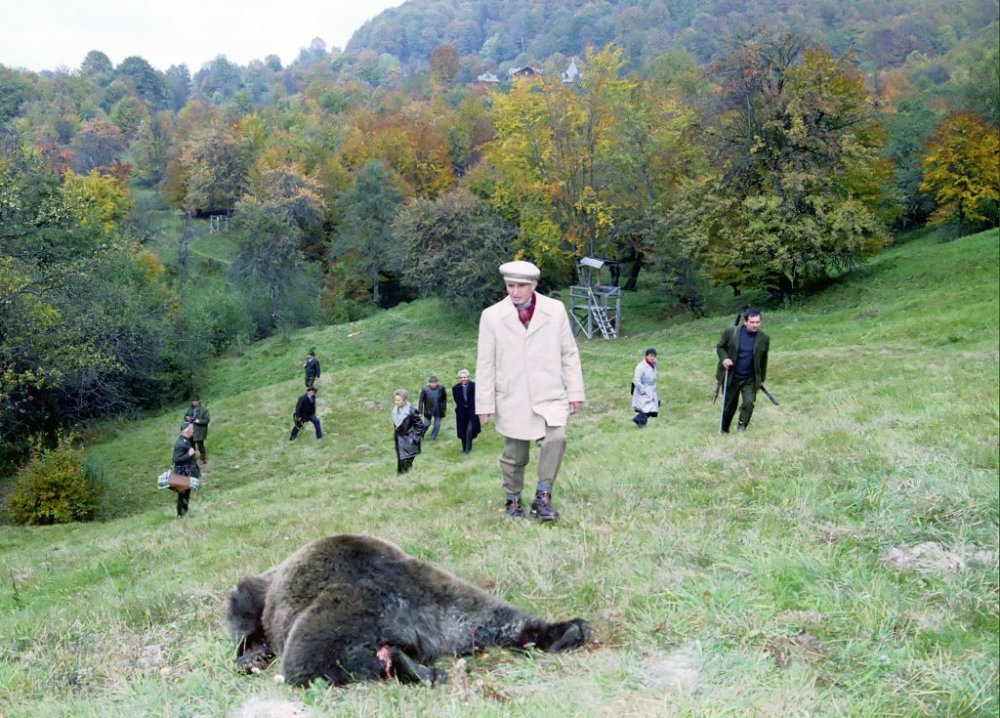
[6, 435, 101, 525]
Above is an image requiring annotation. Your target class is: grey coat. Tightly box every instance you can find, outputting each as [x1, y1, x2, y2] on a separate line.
[631, 360, 659, 414]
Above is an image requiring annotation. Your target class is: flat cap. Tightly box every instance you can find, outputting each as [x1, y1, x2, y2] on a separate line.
[499, 260, 540, 282]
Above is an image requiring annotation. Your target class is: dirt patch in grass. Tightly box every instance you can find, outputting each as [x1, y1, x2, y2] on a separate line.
[881, 541, 966, 575]
[233, 697, 312, 718]
[632, 647, 702, 691]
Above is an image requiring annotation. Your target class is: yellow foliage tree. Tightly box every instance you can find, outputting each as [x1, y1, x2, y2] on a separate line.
[919, 112, 1000, 234]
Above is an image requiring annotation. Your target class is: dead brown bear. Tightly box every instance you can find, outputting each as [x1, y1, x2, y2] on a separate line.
[227, 534, 592, 686]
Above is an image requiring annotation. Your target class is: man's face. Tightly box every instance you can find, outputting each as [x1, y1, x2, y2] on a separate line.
[458, 374, 469, 384]
[182, 425, 194, 438]
[191, 399, 200, 407]
[307, 390, 317, 399]
[393, 395, 404, 407]
[506, 280, 537, 305]
[429, 380, 438, 388]
[745, 314, 762, 333]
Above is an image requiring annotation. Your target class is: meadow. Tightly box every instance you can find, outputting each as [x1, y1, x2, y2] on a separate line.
[0, 228, 997, 717]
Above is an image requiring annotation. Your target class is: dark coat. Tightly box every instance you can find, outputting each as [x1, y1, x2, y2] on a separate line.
[452, 381, 481, 442]
[305, 356, 321, 382]
[394, 409, 426, 460]
[172, 434, 201, 478]
[295, 393, 318, 421]
[417, 384, 447, 418]
[716, 325, 770, 391]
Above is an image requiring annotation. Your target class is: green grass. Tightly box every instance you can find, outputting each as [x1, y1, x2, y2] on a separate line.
[1, 229, 997, 717]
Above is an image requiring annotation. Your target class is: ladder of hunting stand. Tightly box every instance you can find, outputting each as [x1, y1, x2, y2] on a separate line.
[587, 287, 615, 339]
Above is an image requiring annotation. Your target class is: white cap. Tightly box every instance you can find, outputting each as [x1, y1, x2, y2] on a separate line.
[499, 260, 540, 282]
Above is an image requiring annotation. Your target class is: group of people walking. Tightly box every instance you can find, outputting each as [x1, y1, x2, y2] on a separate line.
[390, 370, 483, 474]
[168, 260, 772, 523]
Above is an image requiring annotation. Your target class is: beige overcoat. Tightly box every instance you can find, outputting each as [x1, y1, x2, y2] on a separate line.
[475, 292, 585, 440]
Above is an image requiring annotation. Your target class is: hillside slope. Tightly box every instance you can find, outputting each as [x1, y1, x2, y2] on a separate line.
[0, 229, 997, 717]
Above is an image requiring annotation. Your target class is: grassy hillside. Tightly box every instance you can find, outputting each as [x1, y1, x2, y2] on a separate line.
[1, 229, 997, 717]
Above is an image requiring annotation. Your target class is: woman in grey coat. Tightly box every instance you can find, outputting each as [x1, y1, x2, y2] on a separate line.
[631, 348, 659, 427]
[391, 389, 426, 474]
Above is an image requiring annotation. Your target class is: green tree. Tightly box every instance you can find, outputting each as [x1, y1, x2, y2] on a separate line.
[395, 188, 515, 318]
[329, 160, 404, 305]
[230, 203, 321, 335]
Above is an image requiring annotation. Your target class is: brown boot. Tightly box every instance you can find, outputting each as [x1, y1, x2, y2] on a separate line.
[200, 452, 207, 463]
[505, 497, 524, 519]
[530, 491, 559, 521]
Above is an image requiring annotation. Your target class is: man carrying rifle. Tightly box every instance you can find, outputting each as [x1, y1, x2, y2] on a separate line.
[716, 307, 770, 433]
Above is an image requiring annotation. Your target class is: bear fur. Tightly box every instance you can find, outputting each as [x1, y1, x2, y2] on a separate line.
[227, 534, 592, 687]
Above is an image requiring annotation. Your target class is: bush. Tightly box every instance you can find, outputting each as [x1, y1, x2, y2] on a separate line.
[6, 436, 101, 525]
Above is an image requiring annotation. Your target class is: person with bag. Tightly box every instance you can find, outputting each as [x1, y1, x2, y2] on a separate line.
[631, 348, 660, 427]
[172, 422, 201, 518]
[392, 389, 426, 474]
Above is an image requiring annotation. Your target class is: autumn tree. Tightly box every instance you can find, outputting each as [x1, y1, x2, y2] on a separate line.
[69, 118, 127, 174]
[670, 33, 896, 296]
[919, 111, 1000, 237]
[484, 44, 688, 285]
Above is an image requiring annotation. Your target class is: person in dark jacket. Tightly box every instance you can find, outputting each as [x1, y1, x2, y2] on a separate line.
[392, 389, 425, 474]
[417, 375, 447, 440]
[172, 423, 201, 518]
[304, 349, 321, 388]
[290, 386, 323, 440]
[183, 395, 211, 462]
[452, 369, 481, 454]
[716, 307, 771, 433]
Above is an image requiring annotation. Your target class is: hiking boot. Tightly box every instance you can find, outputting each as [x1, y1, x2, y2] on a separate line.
[505, 497, 525, 519]
[200, 452, 207, 463]
[736, 422, 746, 433]
[530, 491, 559, 521]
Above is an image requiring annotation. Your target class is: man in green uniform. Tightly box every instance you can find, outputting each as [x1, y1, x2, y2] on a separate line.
[716, 308, 770, 433]
[184, 395, 211, 463]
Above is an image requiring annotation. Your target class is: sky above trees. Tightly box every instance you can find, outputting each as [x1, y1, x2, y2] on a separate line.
[1, 0, 404, 73]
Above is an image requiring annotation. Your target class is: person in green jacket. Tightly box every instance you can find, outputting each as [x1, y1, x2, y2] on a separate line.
[183, 395, 211, 462]
[716, 308, 770, 433]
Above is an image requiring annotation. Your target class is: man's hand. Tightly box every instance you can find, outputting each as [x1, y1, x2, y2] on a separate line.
[187, 448, 195, 456]
[722, 358, 733, 369]
[478, 414, 491, 425]
[569, 401, 582, 414]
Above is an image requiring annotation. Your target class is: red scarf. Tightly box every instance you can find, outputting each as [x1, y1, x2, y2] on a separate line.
[516, 294, 536, 327]
[645, 357, 656, 368]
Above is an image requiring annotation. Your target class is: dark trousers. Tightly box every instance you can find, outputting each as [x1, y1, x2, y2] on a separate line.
[193, 439, 206, 454]
[397, 456, 415, 474]
[423, 415, 441, 440]
[721, 375, 756, 432]
[176, 489, 191, 517]
[290, 416, 323, 440]
[461, 419, 476, 453]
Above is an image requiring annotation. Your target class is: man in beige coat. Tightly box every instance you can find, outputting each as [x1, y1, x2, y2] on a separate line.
[476, 260, 585, 520]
